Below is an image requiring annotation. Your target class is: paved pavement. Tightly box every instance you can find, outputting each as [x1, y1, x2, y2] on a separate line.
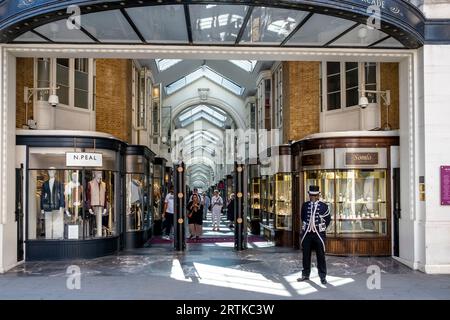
[1, 242, 450, 300]
[1, 213, 449, 300]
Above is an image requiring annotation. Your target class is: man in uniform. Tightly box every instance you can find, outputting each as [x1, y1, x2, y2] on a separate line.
[298, 185, 331, 284]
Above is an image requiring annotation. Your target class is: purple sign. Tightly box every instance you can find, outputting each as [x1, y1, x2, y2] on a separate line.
[441, 166, 450, 205]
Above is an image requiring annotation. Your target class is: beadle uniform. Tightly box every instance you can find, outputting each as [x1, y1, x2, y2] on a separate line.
[299, 185, 331, 284]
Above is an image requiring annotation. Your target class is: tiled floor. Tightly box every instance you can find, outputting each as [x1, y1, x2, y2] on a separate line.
[1, 213, 449, 300]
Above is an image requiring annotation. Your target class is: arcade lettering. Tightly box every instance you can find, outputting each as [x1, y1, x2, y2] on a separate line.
[360, 0, 386, 9]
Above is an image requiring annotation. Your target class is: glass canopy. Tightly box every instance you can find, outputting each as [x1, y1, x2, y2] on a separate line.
[11, 4, 407, 49]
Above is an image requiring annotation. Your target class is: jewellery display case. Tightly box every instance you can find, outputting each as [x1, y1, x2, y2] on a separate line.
[274, 173, 292, 230]
[292, 132, 399, 256]
[259, 145, 293, 246]
[335, 169, 387, 236]
[247, 164, 261, 235]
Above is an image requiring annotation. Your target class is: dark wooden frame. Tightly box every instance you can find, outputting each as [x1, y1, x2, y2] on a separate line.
[292, 135, 399, 256]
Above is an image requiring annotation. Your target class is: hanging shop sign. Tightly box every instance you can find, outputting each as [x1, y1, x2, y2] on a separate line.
[440, 166, 450, 205]
[66, 152, 103, 167]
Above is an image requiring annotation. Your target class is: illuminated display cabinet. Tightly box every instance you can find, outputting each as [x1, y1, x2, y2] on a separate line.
[293, 132, 400, 256]
[247, 164, 261, 235]
[260, 145, 293, 246]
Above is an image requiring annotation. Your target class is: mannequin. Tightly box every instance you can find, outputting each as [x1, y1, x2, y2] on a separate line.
[86, 171, 108, 237]
[40, 167, 65, 239]
[65, 171, 83, 223]
[130, 178, 143, 230]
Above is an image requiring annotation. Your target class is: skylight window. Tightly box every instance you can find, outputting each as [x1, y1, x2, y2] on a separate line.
[165, 65, 245, 95]
[178, 105, 227, 128]
[155, 59, 182, 71]
[229, 60, 257, 72]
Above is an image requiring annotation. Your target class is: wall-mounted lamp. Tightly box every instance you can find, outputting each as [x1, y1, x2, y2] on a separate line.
[359, 89, 391, 130]
[23, 86, 59, 128]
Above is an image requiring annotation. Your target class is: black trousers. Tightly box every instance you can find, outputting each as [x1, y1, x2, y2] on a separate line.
[163, 213, 174, 236]
[302, 232, 327, 279]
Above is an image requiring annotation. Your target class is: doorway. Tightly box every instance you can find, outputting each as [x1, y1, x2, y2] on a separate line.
[15, 165, 24, 262]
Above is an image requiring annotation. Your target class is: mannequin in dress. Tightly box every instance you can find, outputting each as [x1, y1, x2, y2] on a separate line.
[86, 171, 108, 237]
[40, 167, 65, 239]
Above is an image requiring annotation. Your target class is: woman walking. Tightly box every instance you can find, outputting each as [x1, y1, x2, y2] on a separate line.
[187, 194, 203, 240]
[210, 190, 223, 231]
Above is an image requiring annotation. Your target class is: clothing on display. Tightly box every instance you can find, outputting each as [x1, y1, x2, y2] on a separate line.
[86, 173, 109, 237]
[40, 170, 65, 239]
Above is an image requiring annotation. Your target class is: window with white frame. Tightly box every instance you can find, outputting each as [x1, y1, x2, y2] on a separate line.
[74, 58, 89, 109]
[273, 64, 283, 130]
[324, 61, 379, 112]
[326, 62, 341, 111]
[36, 58, 93, 110]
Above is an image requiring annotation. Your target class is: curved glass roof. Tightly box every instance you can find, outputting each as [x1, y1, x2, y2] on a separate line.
[9, 4, 407, 49]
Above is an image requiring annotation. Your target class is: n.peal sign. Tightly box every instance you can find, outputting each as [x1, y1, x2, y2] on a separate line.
[441, 166, 450, 205]
[66, 152, 103, 167]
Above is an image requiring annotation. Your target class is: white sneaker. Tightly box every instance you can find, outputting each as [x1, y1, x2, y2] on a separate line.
[162, 235, 170, 240]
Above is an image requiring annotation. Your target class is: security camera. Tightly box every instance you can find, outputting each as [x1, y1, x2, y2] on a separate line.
[358, 96, 369, 109]
[48, 94, 59, 107]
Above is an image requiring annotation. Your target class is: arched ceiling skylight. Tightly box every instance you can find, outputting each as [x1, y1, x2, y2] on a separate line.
[177, 105, 230, 129]
[165, 65, 244, 96]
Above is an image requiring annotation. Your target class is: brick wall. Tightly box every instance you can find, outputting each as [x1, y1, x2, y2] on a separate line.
[95, 59, 133, 143]
[282, 61, 321, 143]
[380, 63, 400, 130]
[16, 58, 34, 128]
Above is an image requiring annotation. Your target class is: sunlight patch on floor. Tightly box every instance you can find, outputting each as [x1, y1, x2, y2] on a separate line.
[193, 262, 291, 297]
[170, 259, 192, 282]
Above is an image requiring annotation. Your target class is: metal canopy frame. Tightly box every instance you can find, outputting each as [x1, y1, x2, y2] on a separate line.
[0, 0, 438, 49]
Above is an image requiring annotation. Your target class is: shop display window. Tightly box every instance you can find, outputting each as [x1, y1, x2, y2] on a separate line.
[335, 169, 387, 236]
[274, 173, 292, 230]
[27, 148, 118, 240]
[126, 173, 149, 232]
[250, 177, 261, 219]
[28, 169, 117, 240]
[303, 169, 387, 237]
[304, 170, 335, 235]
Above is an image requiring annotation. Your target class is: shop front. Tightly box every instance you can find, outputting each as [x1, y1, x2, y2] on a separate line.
[152, 157, 167, 236]
[259, 145, 294, 246]
[292, 131, 399, 256]
[16, 130, 126, 260]
[125, 145, 155, 249]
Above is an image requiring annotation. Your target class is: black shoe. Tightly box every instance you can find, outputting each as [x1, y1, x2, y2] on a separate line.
[188, 235, 194, 240]
[321, 278, 327, 285]
[297, 276, 309, 282]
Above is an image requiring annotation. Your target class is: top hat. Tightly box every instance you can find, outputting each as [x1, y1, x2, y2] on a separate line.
[308, 185, 320, 195]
